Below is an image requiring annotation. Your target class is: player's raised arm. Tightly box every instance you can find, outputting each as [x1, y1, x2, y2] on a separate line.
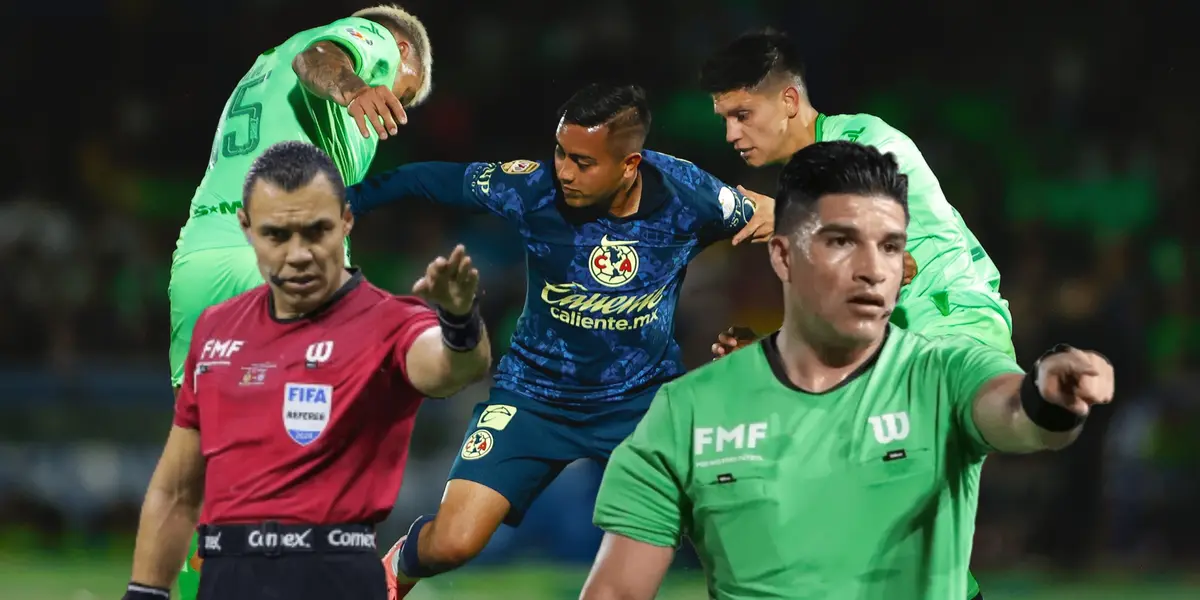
[293, 40, 371, 107]
[581, 386, 689, 600]
[294, 8, 435, 140]
[348, 160, 533, 222]
[125, 343, 207, 599]
[950, 341, 1115, 455]
[404, 244, 492, 399]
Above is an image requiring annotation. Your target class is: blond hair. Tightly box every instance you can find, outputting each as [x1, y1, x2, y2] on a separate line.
[352, 4, 433, 106]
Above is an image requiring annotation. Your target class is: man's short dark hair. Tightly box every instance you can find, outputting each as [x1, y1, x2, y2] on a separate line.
[700, 29, 807, 95]
[242, 141, 346, 209]
[775, 141, 909, 236]
[557, 83, 652, 153]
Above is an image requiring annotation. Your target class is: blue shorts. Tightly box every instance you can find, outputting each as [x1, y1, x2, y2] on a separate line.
[448, 387, 655, 527]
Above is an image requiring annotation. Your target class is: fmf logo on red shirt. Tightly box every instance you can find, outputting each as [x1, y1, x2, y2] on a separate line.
[201, 339, 244, 360]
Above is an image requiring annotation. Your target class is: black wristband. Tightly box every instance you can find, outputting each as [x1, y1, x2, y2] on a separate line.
[1020, 344, 1086, 432]
[123, 583, 171, 600]
[437, 298, 482, 352]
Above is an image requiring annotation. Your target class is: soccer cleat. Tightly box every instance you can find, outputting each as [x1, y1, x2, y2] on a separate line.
[383, 535, 419, 600]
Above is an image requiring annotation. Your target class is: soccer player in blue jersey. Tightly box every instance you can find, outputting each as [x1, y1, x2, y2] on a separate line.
[346, 83, 773, 598]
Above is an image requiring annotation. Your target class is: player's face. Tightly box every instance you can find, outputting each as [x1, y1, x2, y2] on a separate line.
[712, 87, 799, 167]
[240, 174, 354, 316]
[554, 120, 639, 208]
[769, 194, 906, 345]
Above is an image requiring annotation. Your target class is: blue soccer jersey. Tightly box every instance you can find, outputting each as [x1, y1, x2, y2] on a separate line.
[349, 152, 755, 403]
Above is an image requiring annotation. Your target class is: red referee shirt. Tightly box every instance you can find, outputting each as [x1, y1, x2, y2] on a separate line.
[174, 271, 439, 525]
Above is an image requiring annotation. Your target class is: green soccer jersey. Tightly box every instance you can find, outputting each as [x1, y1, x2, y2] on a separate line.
[594, 327, 1023, 600]
[818, 113, 1011, 333]
[176, 17, 400, 254]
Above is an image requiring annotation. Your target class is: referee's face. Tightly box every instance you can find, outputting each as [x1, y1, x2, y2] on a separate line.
[776, 193, 906, 345]
[241, 173, 354, 317]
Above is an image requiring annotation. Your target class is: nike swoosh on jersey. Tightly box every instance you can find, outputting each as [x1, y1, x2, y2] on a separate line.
[599, 234, 638, 248]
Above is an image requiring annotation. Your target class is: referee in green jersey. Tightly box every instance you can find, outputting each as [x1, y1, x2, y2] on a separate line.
[579, 141, 1115, 600]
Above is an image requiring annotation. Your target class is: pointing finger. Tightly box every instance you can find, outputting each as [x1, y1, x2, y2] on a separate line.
[1046, 351, 1099, 379]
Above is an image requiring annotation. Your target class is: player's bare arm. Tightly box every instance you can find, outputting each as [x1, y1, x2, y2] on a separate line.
[293, 41, 369, 104]
[130, 426, 205, 589]
[292, 41, 407, 139]
[406, 244, 492, 398]
[971, 346, 1114, 453]
[579, 532, 674, 600]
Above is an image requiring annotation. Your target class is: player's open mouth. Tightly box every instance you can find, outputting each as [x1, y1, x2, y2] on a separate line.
[736, 148, 754, 158]
[847, 293, 887, 315]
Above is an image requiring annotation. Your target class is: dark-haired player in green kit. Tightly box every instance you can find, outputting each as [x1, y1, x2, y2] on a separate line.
[698, 29, 1011, 599]
[579, 142, 1115, 600]
[162, 6, 432, 600]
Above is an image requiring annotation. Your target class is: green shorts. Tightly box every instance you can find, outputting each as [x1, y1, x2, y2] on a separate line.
[168, 247, 264, 387]
[894, 289, 1015, 358]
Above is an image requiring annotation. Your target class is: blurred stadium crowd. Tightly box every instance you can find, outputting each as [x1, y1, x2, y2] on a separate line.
[1, 0, 1198, 580]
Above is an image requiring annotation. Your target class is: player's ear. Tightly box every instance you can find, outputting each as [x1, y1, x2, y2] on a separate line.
[341, 203, 354, 235]
[397, 39, 411, 61]
[782, 86, 801, 119]
[237, 208, 251, 232]
[622, 152, 642, 179]
[768, 235, 791, 284]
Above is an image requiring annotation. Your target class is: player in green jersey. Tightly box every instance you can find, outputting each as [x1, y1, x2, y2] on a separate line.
[166, 6, 432, 600]
[701, 29, 1011, 356]
[579, 142, 1115, 600]
[699, 30, 1008, 598]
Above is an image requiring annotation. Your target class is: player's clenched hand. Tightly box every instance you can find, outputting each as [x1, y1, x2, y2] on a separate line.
[731, 185, 775, 245]
[711, 326, 758, 360]
[413, 244, 479, 315]
[902, 252, 917, 285]
[1036, 348, 1114, 417]
[346, 85, 408, 140]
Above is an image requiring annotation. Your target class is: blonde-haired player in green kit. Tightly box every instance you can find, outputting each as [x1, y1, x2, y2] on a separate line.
[698, 30, 1007, 599]
[580, 142, 1115, 600]
[160, 6, 431, 600]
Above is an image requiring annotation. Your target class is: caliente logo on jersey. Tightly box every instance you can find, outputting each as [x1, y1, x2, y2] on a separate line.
[283, 383, 332, 445]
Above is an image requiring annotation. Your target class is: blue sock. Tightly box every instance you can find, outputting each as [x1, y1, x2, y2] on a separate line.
[399, 515, 445, 579]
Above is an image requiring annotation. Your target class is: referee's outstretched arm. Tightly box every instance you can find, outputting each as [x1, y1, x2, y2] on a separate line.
[970, 346, 1114, 454]
[405, 244, 493, 399]
[128, 425, 205, 597]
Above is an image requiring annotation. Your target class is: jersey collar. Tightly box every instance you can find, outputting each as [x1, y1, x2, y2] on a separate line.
[814, 113, 827, 143]
[268, 269, 364, 324]
[759, 326, 889, 395]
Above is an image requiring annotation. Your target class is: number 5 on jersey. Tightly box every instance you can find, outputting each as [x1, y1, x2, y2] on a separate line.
[210, 73, 268, 166]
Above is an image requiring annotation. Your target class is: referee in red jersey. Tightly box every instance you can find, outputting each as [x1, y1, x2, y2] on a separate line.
[122, 141, 492, 600]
